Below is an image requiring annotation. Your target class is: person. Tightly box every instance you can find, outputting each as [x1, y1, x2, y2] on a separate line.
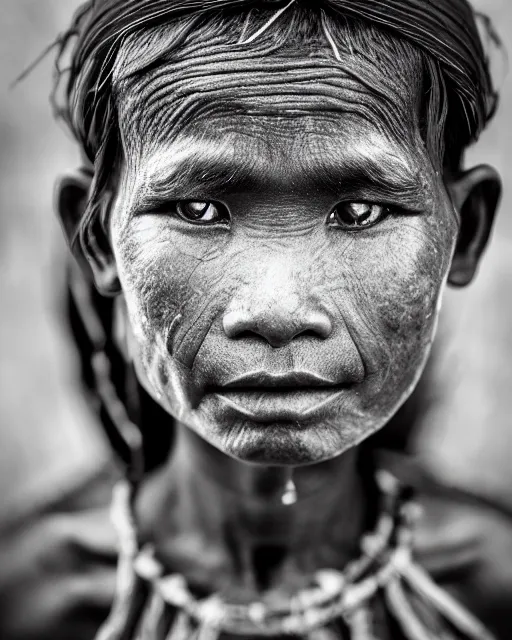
[2, 0, 510, 638]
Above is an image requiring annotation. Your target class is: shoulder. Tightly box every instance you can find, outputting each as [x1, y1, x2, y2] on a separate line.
[414, 482, 512, 639]
[0, 465, 118, 640]
[378, 450, 512, 638]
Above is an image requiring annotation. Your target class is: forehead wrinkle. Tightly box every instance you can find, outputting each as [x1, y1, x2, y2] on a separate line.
[118, 72, 419, 166]
[120, 64, 416, 132]
[113, 10, 422, 106]
[114, 20, 423, 155]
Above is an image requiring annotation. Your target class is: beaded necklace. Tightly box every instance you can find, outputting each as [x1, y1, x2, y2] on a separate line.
[95, 474, 495, 640]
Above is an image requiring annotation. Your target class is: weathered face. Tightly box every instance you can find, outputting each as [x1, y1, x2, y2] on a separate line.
[107, 28, 459, 466]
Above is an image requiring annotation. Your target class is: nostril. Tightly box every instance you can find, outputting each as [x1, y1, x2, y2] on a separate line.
[232, 329, 270, 343]
[301, 329, 324, 339]
[222, 307, 333, 345]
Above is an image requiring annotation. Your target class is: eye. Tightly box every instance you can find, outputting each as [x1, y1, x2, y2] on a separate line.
[175, 200, 229, 225]
[327, 202, 389, 229]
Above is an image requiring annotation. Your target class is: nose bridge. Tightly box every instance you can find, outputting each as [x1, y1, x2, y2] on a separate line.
[255, 257, 300, 312]
[222, 253, 332, 347]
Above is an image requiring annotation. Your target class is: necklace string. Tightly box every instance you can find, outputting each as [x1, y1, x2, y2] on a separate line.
[96, 472, 495, 640]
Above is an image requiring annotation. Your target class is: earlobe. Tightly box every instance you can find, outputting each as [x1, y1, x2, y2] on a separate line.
[55, 169, 121, 296]
[447, 164, 501, 287]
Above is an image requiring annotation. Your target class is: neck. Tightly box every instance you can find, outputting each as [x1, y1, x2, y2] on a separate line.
[137, 424, 374, 602]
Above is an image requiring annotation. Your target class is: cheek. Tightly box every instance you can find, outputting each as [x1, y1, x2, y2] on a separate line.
[338, 215, 455, 397]
[111, 215, 233, 376]
[364, 228, 444, 331]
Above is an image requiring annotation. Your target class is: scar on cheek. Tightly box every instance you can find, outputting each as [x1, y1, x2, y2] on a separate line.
[166, 313, 183, 356]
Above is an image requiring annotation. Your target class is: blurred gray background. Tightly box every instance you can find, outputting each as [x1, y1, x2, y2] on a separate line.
[0, 0, 510, 523]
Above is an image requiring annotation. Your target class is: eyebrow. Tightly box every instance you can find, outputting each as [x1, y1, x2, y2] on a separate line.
[133, 137, 429, 210]
[309, 151, 429, 207]
[133, 141, 261, 209]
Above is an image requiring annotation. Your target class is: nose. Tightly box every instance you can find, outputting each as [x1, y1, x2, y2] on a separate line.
[222, 265, 333, 348]
[223, 305, 332, 347]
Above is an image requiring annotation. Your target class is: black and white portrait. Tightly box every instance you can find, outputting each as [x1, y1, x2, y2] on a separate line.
[0, 1, 511, 638]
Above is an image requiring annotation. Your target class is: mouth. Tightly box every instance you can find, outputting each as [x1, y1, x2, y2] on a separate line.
[205, 371, 354, 422]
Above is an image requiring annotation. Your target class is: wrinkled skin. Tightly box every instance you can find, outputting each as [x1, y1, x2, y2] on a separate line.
[99, 25, 464, 467]
[110, 102, 455, 465]
[53, 18, 503, 634]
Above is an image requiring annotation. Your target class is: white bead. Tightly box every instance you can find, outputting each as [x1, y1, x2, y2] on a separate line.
[134, 547, 162, 580]
[248, 602, 267, 624]
[158, 574, 190, 607]
[316, 569, 345, 598]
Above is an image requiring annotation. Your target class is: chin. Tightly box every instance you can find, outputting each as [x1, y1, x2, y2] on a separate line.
[190, 387, 400, 464]
[189, 410, 371, 466]
[140, 366, 403, 464]
[219, 423, 333, 465]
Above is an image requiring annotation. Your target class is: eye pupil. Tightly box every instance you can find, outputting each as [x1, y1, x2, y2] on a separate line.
[175, 200, 228, 225]
[182, 201, 209, 219]
[329, 202, 387, 229]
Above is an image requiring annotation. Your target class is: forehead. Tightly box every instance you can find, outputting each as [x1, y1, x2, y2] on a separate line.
[114, 16, 426, 166]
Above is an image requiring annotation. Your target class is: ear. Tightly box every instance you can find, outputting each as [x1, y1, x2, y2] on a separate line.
[447, 164, 501, 287]
[55, 169, 121, 296]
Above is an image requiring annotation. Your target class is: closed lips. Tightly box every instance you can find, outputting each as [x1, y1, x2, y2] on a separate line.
[211, 371, 350, 392]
